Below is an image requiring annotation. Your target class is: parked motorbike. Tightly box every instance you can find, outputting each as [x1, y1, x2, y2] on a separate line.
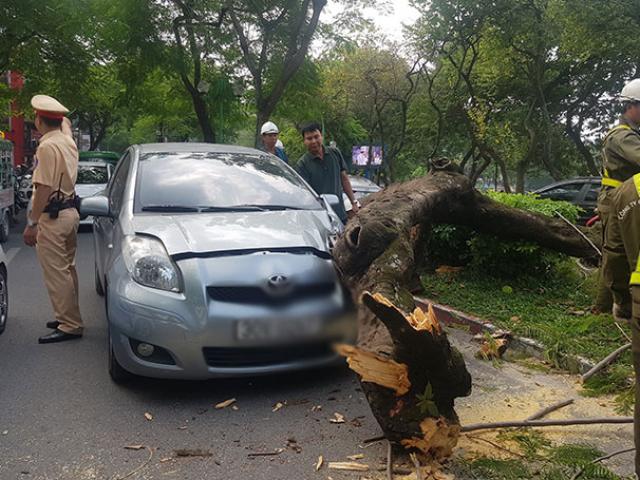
[13, 165, 32, 211]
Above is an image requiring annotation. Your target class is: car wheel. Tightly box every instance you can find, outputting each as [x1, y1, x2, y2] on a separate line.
[95, 263, 104, 297]
[0, 211, 10, 243]
[105, 286, 133, 384]
[0, 267, 7, 334]
[108, 333, 133, 384]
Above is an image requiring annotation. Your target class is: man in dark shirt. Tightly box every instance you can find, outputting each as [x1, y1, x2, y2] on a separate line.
[296, 122, 358, 224]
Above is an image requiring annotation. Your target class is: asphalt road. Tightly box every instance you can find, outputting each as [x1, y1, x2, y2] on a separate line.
[0, 224, 385, 480]
[0, 221, 634, 479]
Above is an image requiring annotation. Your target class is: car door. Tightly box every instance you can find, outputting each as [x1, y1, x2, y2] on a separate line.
[94, 151, 131, 283]
[536, 182, 585, 203]
[579, 180, 600, 222]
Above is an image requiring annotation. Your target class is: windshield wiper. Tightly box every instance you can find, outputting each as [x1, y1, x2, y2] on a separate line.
[198, 205, 267, 212]
[141, 205, 200, 212]
[202, 204, 304, 212]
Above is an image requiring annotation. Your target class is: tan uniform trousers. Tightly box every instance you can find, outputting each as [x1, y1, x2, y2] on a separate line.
[609, 180, 640, 476]
[36, 208, 83, 335]
[600, 187, 632, 312]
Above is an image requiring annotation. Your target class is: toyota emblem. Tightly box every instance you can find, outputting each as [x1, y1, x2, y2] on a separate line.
[267, 275, 292, 295]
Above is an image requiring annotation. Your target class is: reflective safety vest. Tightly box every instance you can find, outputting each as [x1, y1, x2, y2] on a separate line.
[629, 173, 640, 286]
[602, 124, 633, 188]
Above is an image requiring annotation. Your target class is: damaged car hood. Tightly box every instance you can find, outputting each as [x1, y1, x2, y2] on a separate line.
[131, 210, 333, 257]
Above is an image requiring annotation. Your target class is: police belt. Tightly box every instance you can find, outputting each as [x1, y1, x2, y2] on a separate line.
[43, 198, 76, 213]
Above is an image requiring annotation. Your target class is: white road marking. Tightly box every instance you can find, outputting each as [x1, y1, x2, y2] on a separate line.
[5, 247, 20, 265]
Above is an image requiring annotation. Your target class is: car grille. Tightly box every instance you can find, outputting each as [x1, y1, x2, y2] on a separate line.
[207, 283, 336, 306]
[202, 344, 335, 368]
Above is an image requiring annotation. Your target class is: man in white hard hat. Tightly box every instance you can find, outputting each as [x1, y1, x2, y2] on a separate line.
[598, 79, 640, 477]
[259, 121, 288, 163]
[599, 79, 640, 319]
[24, 94, 83, 344]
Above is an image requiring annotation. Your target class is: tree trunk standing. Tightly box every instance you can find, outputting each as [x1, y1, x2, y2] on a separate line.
[192, 92, 216, 143]
[332, 163, 596, 459]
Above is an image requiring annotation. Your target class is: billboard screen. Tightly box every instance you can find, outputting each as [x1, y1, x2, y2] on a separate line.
[352, 146, 383, 166]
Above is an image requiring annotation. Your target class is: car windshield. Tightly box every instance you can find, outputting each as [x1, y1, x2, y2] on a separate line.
[135, 152, 322, 212]
[77, 165, 109, 184]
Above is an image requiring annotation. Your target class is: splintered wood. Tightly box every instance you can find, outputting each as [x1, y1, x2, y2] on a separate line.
[400, 417, 460, 460]
[335, 344, 411, 396]
[370, 293, 442, 335]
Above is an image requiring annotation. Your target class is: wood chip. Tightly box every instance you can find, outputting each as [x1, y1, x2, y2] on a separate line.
[231, 405, 239, 411]
[311, 405, 322, 412]
[174, 449, 212, 457]
[215, 398, 236, 409]
[177, 426, 187, 430]
[315, 455, 324, 471]
[329, 412, 345, 424]
[347, 454, 364, 460]
[159, 457, 172, 463]
[124, 444, 145, 450]
[144, 412, 153, 421]
[328, 461, 369, 471]
[272, 401, 286, 412]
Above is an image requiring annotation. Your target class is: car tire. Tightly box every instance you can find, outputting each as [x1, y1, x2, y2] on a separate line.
[109, 334, 133, 384]
[95, 264, 104, 297]
[0, 211, 10, 243]
[106, 286, 133, 384]
[0, 266, 7, 334]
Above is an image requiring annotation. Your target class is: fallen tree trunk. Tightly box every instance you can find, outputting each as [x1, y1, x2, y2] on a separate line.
[333, 162, 596, 460]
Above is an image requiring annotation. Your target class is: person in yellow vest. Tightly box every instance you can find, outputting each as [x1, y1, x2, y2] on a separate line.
[23, 95, 83, 343]
[607, 172, 640, 477]
[598, 79, 640, 320]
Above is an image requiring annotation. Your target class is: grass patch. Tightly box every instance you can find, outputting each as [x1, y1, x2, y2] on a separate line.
[421, 263, 631, 368]
[454, 430, 628, 479]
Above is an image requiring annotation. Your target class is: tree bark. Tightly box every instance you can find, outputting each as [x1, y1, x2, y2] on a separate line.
[332, 163, 596, 459]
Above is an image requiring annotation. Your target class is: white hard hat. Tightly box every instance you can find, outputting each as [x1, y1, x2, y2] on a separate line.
[261, 121, 279, 135]
[275, 139, 284, 148]
[620, 79, 640, 102]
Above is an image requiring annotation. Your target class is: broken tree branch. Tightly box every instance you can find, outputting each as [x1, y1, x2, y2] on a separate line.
[525, 399, 574, 421]
[569, 447, 635, 480]
[461, 417, 633, 433]
[581, 343, 632, 383]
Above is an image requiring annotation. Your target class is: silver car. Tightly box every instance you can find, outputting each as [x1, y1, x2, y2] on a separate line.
[76, 161, 113, 225]
[82, 144, 354, 382]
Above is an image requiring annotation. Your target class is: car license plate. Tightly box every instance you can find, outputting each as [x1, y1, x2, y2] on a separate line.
[235, 317, 322, 341]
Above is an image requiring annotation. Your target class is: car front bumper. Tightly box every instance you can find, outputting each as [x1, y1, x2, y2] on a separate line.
[106, 257, 356, 380]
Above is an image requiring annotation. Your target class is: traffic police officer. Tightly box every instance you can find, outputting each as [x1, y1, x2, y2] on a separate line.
[23, 95, 83, 344]
[599, 79, 640, 319]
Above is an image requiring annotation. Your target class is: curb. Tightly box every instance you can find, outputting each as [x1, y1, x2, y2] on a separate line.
[414, 296, 595, 375]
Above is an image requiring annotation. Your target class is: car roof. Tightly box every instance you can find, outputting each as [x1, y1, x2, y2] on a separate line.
[78, 160, 110, 168]
[79, 151, 119, 160]
[133, 143, 265, 156]
[348, 175, 381, 189]
[533, 177, 600, 192]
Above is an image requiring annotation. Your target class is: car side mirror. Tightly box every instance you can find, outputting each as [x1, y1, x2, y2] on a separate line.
[320, 194, 340, 211]
[80, 195, 110, 217]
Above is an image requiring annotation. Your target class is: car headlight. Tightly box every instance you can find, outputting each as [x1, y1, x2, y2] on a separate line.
[122, 235, 182, 292]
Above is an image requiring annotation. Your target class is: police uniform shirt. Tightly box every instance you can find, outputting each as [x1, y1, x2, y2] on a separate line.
[33, 129, 78, 197]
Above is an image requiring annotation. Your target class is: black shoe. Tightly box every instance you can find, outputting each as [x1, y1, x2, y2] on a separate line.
[38, 329, 82, 344]
[46, 321, 60, 329]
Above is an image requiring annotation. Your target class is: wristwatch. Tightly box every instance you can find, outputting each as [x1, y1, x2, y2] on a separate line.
[27, 217, 38, 228]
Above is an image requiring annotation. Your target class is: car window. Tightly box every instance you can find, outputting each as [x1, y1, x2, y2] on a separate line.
[537, 183, 584, 202]
[134, 152, 322, 212]
[109, 152, 131, 215]
[584, 183, 600, 202]
[77, 165, 109, 184]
